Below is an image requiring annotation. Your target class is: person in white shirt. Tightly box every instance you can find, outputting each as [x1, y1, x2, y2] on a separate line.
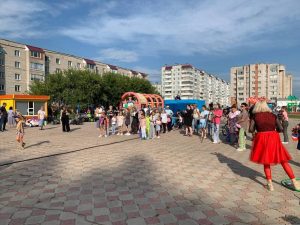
[38, 106, 46, 130]
[161, 110, 168, 133]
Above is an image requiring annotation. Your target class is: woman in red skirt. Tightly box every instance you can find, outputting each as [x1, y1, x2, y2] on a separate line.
[250, 100, 300, 191]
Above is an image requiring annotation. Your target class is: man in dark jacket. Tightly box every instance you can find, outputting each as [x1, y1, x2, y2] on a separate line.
[0, 103, 8, 131]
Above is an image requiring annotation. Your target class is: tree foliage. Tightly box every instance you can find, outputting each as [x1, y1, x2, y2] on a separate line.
[30, 69, 157, 108]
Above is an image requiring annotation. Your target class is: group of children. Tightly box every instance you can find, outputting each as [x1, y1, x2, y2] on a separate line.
[96, 109, 164, 140]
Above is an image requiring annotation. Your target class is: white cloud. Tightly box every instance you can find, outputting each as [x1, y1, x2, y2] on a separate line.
[0, 0, 49, 38]
[61, 0, 300, 55]
[132, 66, 161, 83]
[98, 48, 139, 63]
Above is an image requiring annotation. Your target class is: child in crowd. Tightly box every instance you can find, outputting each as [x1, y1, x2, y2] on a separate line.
[177, 112, 183, 129]
[105, 113, 110, 137]
[16, 116, 25, 149]
[155, 116, 162, 139]
[149, 111, 156, 139]
[117, 112, 124, 135]
[111, 114, 117, 135]
[99, 112, 108, 138]
[139, 113, 147, 140]
[146, 113, 151, 139]
[125, 109, 131, 136]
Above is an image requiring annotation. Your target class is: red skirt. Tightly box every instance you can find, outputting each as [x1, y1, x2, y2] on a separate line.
[250, 131, 292, 165]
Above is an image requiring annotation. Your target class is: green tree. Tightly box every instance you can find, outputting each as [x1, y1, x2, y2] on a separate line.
[30, 69, 157, 108]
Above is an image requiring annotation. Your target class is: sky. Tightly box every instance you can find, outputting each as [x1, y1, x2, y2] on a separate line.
[1, 0, 300, 96]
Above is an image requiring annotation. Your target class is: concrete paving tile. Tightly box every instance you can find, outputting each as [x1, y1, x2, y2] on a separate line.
[1, 122, 300, 225]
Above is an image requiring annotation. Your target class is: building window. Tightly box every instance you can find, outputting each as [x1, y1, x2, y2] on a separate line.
[15, 61, 21, 68]
[15, 50, 20, 57]
[56, 58, 61, 65]
[31, 74, 44, 81]
[0, 72, 4, 79]
[68, 61, 72, 67]
[30, 62, 44, 71]
[15, 85, 20, 92]
[0, 84, 4, 91]
[15, 73, 21, 80]
[77, 63, 81, 69]
[30, 51, 41, 58]
[87, 64, 95, 69]
[56, 68, 61, 73]
[0, 58, 4, 65]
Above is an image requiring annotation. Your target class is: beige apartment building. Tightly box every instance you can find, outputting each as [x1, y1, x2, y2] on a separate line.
[161, 64, 230, 106]
[152, 82, 162, 95]
[0, 39, 147, 95]
[230, 63, 293, 105]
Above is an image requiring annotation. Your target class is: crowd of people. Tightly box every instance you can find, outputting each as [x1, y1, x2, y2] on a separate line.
[1, 100, 300, 191]
[94, 105, 174, 139]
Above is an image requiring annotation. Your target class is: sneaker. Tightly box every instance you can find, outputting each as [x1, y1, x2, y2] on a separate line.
[157, 136, 160, 139]
[266, 182, 274, 191]
[98, 135, 102, 138]
[116, 133, 120, 136]
[120, 133, 123, 136]
[236, 148, 246, 152]
[212, 141, 218, 144]
[282, 142, 289, 145]
[104, 135, 108, 137]
[125, 133, 131, 136]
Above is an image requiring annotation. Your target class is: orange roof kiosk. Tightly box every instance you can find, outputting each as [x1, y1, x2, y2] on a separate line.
[0, 94, 50, 118]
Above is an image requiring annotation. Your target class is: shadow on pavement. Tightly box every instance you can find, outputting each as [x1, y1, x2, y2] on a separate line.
[0, 161, 12, 171]
[281, 215, 300, 224]
[0, 137, 139, 167]
[290, 160, 300, 168]
[43, 126, 58, 130]
[0, 146, 298, 224]
[26, 141, 50, 149]
[70, 127, 81, 132]
[212, 152, 265, 186]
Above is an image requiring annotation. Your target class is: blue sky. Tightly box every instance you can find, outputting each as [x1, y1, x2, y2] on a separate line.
[1, 0, 300, 96]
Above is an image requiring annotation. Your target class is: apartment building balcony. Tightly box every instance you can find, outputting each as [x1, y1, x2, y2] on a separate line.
[181, 81, 194, 85]
[181, 86, 193, 91]
[181, 74, 193, 78]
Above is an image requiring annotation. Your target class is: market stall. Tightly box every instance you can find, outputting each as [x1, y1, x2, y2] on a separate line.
[0, 94, 50, 118]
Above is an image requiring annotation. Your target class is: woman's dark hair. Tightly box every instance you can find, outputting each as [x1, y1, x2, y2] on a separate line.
[282, 106, 287, 111]
[231, 104, 237, 109]
[9, 106, 13, 110]
[202, 105, 207, 110]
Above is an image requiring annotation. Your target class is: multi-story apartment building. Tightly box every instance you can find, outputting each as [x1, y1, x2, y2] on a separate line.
[230, 63, 293, 105]
[0, 39, 147, 94]
[161, 64, 230, 106]
[152, 82, 162, 95]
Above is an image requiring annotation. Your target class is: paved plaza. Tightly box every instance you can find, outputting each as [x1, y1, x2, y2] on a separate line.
[1, 121, 300, 225]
